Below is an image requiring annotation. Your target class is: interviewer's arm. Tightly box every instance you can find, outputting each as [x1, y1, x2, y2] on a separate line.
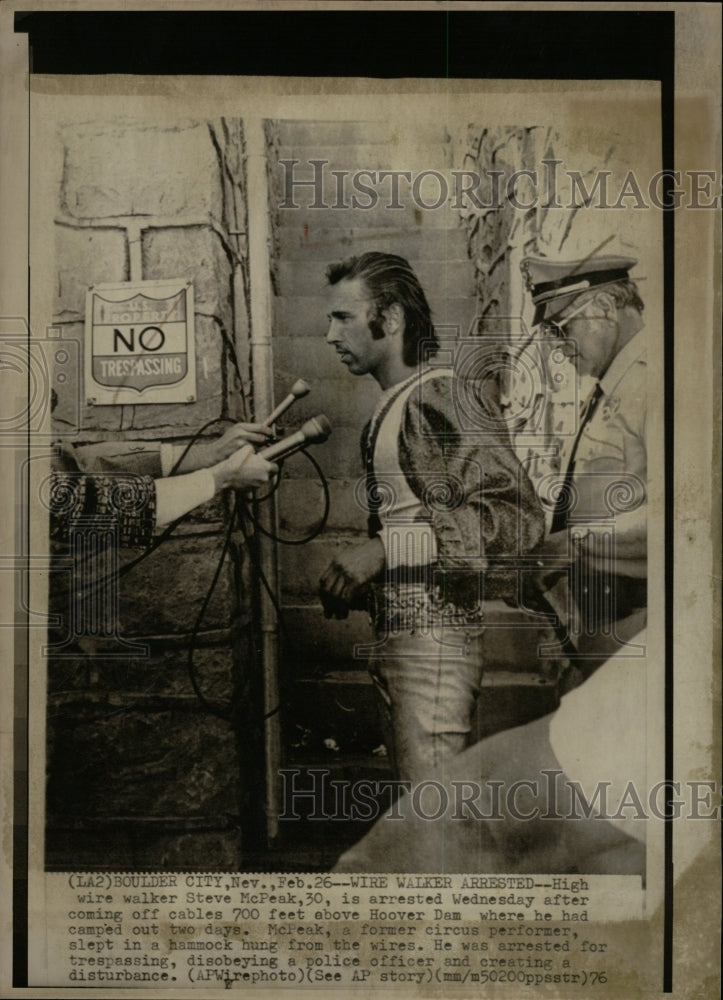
[155, 445, 277, 526]
[161, 423, 274, 475]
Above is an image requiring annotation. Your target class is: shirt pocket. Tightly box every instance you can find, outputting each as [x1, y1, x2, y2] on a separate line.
[577, 420, 626, 474]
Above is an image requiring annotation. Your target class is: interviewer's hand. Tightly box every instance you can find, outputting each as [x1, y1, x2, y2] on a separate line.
[176, 423, 274, 473]
[212, 423, 275, 455]
[319, 538, 385, 619]
[211, 445, 278, 491]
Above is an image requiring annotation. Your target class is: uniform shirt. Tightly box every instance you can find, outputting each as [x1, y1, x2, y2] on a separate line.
[571, 333, 647, 578]
[573, 334, 646, 511]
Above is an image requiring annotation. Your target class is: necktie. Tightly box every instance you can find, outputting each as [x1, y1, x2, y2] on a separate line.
[550, 381, 604, 533]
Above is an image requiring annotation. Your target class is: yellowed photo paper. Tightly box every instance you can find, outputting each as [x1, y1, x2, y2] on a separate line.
[1, 3, 720, 997]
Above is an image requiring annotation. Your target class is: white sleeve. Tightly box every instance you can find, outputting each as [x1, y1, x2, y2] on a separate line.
[154, 470, 215, 527]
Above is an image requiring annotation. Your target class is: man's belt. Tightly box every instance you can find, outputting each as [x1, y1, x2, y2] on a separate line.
[380, 565, 518, 605]
[572, 567, 647, 626]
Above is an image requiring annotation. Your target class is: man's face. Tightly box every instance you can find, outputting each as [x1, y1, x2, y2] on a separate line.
[325, 277, 390, 378]
[545, 293, 619, 378]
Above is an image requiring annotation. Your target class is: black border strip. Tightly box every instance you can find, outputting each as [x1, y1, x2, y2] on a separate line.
[661, 22, 676, 994]
[12, 8, 675, 992]
[16, 10, 671, 80]
[12, 69, 32, 992]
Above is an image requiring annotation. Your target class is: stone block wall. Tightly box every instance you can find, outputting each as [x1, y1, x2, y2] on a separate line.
[46, 117, 262, 869]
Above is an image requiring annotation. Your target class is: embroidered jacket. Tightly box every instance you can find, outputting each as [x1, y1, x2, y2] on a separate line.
[364, 369, 545, 603]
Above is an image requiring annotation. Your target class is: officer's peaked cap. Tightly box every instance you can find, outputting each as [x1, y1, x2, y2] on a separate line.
[520, 254, 638, 326]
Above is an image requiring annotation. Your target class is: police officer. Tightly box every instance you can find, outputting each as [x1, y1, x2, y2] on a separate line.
[520, 254, 647, 669]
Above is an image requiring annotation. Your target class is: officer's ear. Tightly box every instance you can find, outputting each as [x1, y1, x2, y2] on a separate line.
[381, 301, 404, 336]
[594, 290, 617, 319]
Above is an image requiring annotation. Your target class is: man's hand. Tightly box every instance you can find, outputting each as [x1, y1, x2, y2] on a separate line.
[179, 423, 275, 472]
[211, 423, 275, 455]
[211, 445, 278, 491]
[319, 537, 386, 619]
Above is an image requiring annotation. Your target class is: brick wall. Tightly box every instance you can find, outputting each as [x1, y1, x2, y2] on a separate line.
[46, 117, 262, 869]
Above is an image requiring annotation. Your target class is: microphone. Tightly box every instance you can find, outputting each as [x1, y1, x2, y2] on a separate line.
[258, 415, 332, 462]
[262, 379, 311, 427]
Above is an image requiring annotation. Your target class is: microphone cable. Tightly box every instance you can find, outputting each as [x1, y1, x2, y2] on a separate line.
[241, 448, 331, 546]
[185, 496, 238, 722]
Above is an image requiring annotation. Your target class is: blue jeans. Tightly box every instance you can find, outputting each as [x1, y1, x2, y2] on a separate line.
[368, 620, 486, 785]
